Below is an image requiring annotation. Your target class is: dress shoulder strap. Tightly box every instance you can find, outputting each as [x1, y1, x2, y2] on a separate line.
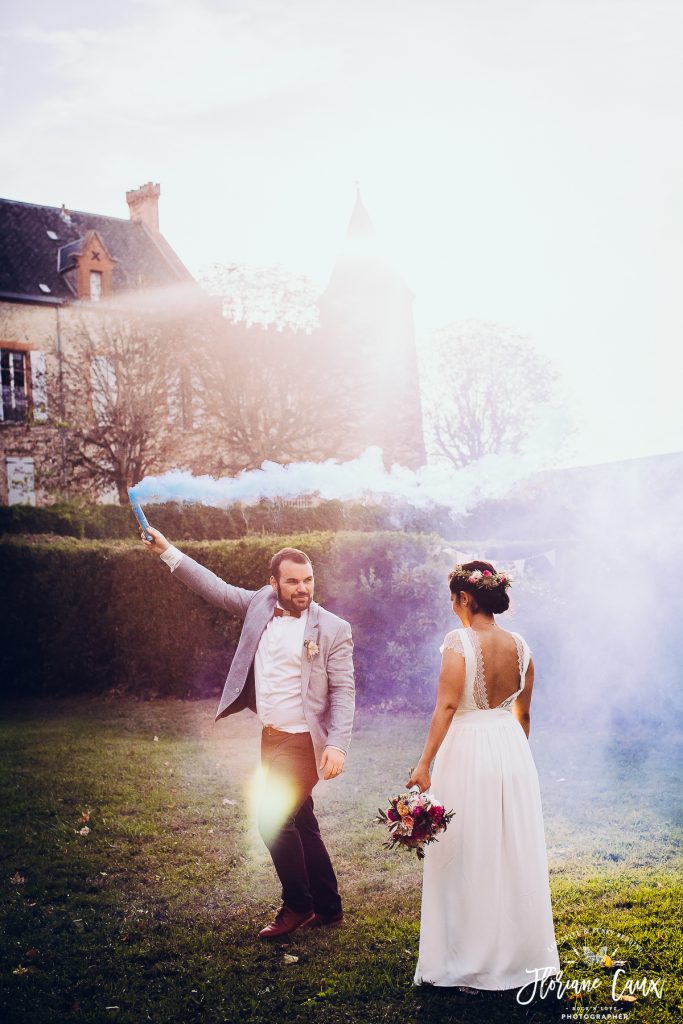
[457, 628, 479, 705]
[508, 631, 532, 688]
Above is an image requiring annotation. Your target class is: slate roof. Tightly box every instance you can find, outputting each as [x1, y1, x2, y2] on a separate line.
[0, 197, 194, 304]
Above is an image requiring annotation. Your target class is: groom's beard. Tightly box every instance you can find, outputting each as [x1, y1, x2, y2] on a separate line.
[276, 584, 312, 614]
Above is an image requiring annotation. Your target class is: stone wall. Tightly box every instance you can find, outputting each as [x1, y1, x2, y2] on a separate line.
[0, 298, 222, 505]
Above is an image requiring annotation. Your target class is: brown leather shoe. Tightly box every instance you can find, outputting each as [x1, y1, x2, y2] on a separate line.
[305, 910, 344, 928]
[258, 905, 315, 940]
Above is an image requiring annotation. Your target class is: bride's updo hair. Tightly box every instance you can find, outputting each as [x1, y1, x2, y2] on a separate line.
[448, 560, 511, 616]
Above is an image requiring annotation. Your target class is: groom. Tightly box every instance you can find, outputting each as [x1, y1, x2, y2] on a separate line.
[141, 527, 355, 939]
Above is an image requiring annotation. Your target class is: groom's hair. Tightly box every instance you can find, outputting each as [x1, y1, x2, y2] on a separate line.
[269, 547, 313, 581]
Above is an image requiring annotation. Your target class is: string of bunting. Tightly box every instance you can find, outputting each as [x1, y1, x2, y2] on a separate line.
[445, 548, 557, 580]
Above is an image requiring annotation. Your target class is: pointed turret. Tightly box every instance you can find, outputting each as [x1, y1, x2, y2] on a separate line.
[347, 184, 374, 238]
[317, 188, 426, 470]
[324, 184, 383, 288]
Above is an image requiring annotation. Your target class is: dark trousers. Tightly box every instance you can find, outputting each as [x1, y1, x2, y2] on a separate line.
[258, 728, 342, 917]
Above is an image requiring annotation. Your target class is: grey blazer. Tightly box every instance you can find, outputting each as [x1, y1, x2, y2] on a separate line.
[171, 553, 355, 777]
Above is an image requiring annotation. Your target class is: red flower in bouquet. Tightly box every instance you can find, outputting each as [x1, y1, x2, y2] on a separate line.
[376, 775, 455, 860]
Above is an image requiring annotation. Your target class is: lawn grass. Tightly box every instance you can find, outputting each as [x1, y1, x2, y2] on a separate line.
[1, 699, 681, 1024]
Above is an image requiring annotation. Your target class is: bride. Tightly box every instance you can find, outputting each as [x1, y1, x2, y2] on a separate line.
[407, 561, 560, 992]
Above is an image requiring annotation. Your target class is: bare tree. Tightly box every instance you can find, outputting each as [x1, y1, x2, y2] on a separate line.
[195, 320, 360, 475]
[422, 321, 561, 469]
[57, 312, 186, 503]
[194, 262, 362, 473]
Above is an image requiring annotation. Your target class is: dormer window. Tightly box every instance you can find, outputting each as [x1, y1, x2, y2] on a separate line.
[90, 271, 103, 302]
[61, 230, 115, 301]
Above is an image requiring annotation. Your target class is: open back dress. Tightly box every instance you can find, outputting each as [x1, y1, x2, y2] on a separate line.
[414, 627, 561, 990]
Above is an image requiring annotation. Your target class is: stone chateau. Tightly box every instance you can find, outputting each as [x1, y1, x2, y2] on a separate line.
[0, 184, 425, 505]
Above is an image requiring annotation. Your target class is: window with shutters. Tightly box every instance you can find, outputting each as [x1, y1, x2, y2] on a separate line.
[30, 351, 48, 421]
[90, 355, 117, 423]
[0, 348, 29, 422]
[6, 457, 36, 505]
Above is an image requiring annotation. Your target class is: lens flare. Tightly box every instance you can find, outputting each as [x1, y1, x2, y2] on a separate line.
[246, 762, 299, 844]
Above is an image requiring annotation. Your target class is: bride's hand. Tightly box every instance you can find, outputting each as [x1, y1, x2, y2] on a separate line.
[406, 763, 431, 793]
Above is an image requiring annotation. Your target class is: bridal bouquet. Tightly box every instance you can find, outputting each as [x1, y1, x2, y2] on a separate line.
[376, 783, 454, 860]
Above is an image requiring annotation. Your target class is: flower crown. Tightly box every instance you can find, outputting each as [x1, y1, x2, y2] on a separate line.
[448, 565, 512, 589]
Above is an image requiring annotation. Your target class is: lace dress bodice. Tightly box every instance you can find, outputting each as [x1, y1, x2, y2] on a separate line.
[440, 627, 531, 711]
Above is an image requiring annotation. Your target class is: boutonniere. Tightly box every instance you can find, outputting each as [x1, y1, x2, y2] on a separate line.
[303, 639, 320, 661]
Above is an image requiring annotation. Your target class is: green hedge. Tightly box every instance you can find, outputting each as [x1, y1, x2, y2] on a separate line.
[0, 532, 448, 705]
[0, 499, 465, 540]
[0, 531, 557, 707]
[0, 495, 577, 545]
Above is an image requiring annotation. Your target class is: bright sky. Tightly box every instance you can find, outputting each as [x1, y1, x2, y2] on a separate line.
[2, 0, 681, 469]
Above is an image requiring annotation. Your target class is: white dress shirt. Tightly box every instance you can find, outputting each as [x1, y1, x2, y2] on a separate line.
[254, 604, 310, 733]
[159, 545, 310, 735]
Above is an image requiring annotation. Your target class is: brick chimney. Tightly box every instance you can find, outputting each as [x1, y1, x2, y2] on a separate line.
[126, 182, 161, 233]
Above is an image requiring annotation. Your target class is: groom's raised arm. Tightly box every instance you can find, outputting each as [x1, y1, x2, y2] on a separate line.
[142, 526, 256, 619]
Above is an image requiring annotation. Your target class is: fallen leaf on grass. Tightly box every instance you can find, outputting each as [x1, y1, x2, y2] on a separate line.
[10, 872, 27, 885]
[617, 995, 639, 1003]
[153, 736, 159, 742]
[13, 966, 30, 975]
[222, 798, 237, 806]
[77, 826, 91, 836]
[283, 954, 299, 964]
[79, 811, 91, 825]
[24, 948, 40, 960]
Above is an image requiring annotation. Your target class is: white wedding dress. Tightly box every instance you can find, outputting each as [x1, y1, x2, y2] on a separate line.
[414, 626, 560, 990]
